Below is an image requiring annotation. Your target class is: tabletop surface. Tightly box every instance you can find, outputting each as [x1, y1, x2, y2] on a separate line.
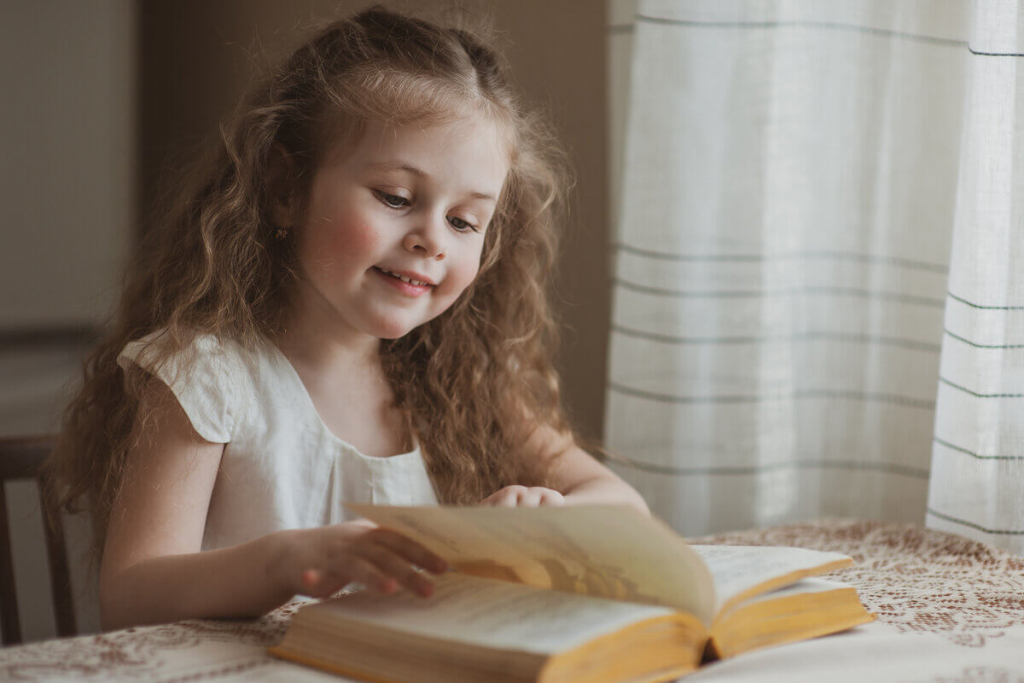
[1, 519, 1023, 682]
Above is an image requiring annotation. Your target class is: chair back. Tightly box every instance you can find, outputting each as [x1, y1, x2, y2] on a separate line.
[0, 436, 76, 645]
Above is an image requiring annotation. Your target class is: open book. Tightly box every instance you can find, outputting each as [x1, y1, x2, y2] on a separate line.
[269, 505, 874, 683]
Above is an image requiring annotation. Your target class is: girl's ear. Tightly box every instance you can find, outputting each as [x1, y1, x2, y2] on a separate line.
[266, 143, 298, 227]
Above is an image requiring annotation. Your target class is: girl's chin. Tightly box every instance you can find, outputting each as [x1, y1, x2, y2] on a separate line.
[375, 329, 411, 341]
[367, 318, 421, 340]
[366, 305, 451, 340]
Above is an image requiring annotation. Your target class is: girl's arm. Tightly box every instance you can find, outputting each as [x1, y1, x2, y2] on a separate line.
[100, 380, 241, 629]
[99, 381, 446, 631]
[481, 422, 650, 515]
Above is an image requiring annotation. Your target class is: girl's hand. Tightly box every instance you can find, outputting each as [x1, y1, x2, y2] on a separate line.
[480, 485, 566, 508]
[270, 521, 448, 600]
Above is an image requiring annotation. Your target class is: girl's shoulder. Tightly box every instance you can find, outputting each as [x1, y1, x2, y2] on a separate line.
[118, 328, 256, 377]
[117, 328, 269, 443]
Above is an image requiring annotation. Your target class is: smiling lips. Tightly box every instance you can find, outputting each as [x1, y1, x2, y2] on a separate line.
[373, 266, 436, 296]
[376, 267, 434, 286]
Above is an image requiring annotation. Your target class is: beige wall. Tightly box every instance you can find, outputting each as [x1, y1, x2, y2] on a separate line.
[0, 0, 136, 641]
[0, 0, 135, 438]
[138, 0, 611, 440]
[0, 0, 135, 332]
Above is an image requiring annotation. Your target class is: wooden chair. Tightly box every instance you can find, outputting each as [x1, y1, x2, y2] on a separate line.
[0, 436, 76, 645]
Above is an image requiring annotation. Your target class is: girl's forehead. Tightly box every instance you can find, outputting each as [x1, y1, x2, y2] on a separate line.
[323, 113, 512, 168]
[326, 116, 513, 187]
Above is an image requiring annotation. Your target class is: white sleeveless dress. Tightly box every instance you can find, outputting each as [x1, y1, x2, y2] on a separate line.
[117, 330, 439, 551]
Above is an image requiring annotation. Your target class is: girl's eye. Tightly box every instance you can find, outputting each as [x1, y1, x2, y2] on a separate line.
[375, 190, 478, 232]
[375, 191, 409, 209]
[448, 216, 478, 233]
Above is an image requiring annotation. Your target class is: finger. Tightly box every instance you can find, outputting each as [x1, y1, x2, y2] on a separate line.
[492, 490, 519, 507]
[339, 556, 399, 595]
[301, 568, 322, 591]
[481, 490, 508, 506]
[539, 489, 566, 506]
[518, 488, 544, 507]
[481, 485, 523, 505]
[299, 567, 353, 598]
[362, 546, 437, 598]
[368, 529, 449, 574]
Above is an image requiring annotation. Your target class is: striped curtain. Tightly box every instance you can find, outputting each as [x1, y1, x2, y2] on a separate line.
[605, 0, 1024, 554]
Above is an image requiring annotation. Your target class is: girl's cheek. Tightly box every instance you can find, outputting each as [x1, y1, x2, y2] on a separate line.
[319, 216, 381, 268]
[441, 261, 481, 299]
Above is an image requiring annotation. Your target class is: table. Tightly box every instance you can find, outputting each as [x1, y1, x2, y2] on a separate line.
[1, 520, 1023, 682]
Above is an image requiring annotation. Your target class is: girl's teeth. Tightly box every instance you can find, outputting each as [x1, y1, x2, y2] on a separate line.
[381, 268, 427, 286]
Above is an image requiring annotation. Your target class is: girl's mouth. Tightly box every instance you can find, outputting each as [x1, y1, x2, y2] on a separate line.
[372, 266, 433, 296]
[375, 267, 431, 286]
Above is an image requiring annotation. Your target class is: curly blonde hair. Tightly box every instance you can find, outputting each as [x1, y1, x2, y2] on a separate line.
[43, 5, 578, 556]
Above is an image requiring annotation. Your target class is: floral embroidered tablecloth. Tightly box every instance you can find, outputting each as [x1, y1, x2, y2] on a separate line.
[1, 520, 1022, 682]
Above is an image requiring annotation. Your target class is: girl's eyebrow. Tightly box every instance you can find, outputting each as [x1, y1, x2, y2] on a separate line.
[364, 160, 496, 202]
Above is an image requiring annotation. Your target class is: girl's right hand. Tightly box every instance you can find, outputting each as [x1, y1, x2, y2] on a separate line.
[269, 521, 448, 600]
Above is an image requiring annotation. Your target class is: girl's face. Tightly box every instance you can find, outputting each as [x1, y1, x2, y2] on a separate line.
[291, 115, 509, 342]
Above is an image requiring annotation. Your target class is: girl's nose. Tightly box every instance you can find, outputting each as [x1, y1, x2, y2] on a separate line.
[402, 213, 446, 260]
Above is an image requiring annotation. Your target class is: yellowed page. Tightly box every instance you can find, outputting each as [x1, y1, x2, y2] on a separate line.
[347, 504, 717, 624]
[725, 577, 856, 607]
[720, 577, 856, 614]
[690, 545, 853, 613]
[708, 577, 874, 660]
[307, 571, 678, 655]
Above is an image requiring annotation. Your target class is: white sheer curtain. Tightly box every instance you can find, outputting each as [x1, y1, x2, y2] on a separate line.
[605, 0, 1024, 554]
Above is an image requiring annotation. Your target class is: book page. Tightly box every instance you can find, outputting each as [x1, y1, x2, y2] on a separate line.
[731, 577, 855, 606]
[347, 504, 717, 624]
[690, 545, 852, 613]
[310, 572, 678, 655]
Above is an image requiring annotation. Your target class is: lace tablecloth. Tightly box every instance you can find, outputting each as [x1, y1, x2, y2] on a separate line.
[1, 520, 1023, 682]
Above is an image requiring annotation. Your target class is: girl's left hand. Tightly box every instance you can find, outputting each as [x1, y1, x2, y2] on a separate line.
[480, 485, 566, 507]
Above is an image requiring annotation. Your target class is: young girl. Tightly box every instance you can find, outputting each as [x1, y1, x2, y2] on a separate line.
[44, 5, 648, 631]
